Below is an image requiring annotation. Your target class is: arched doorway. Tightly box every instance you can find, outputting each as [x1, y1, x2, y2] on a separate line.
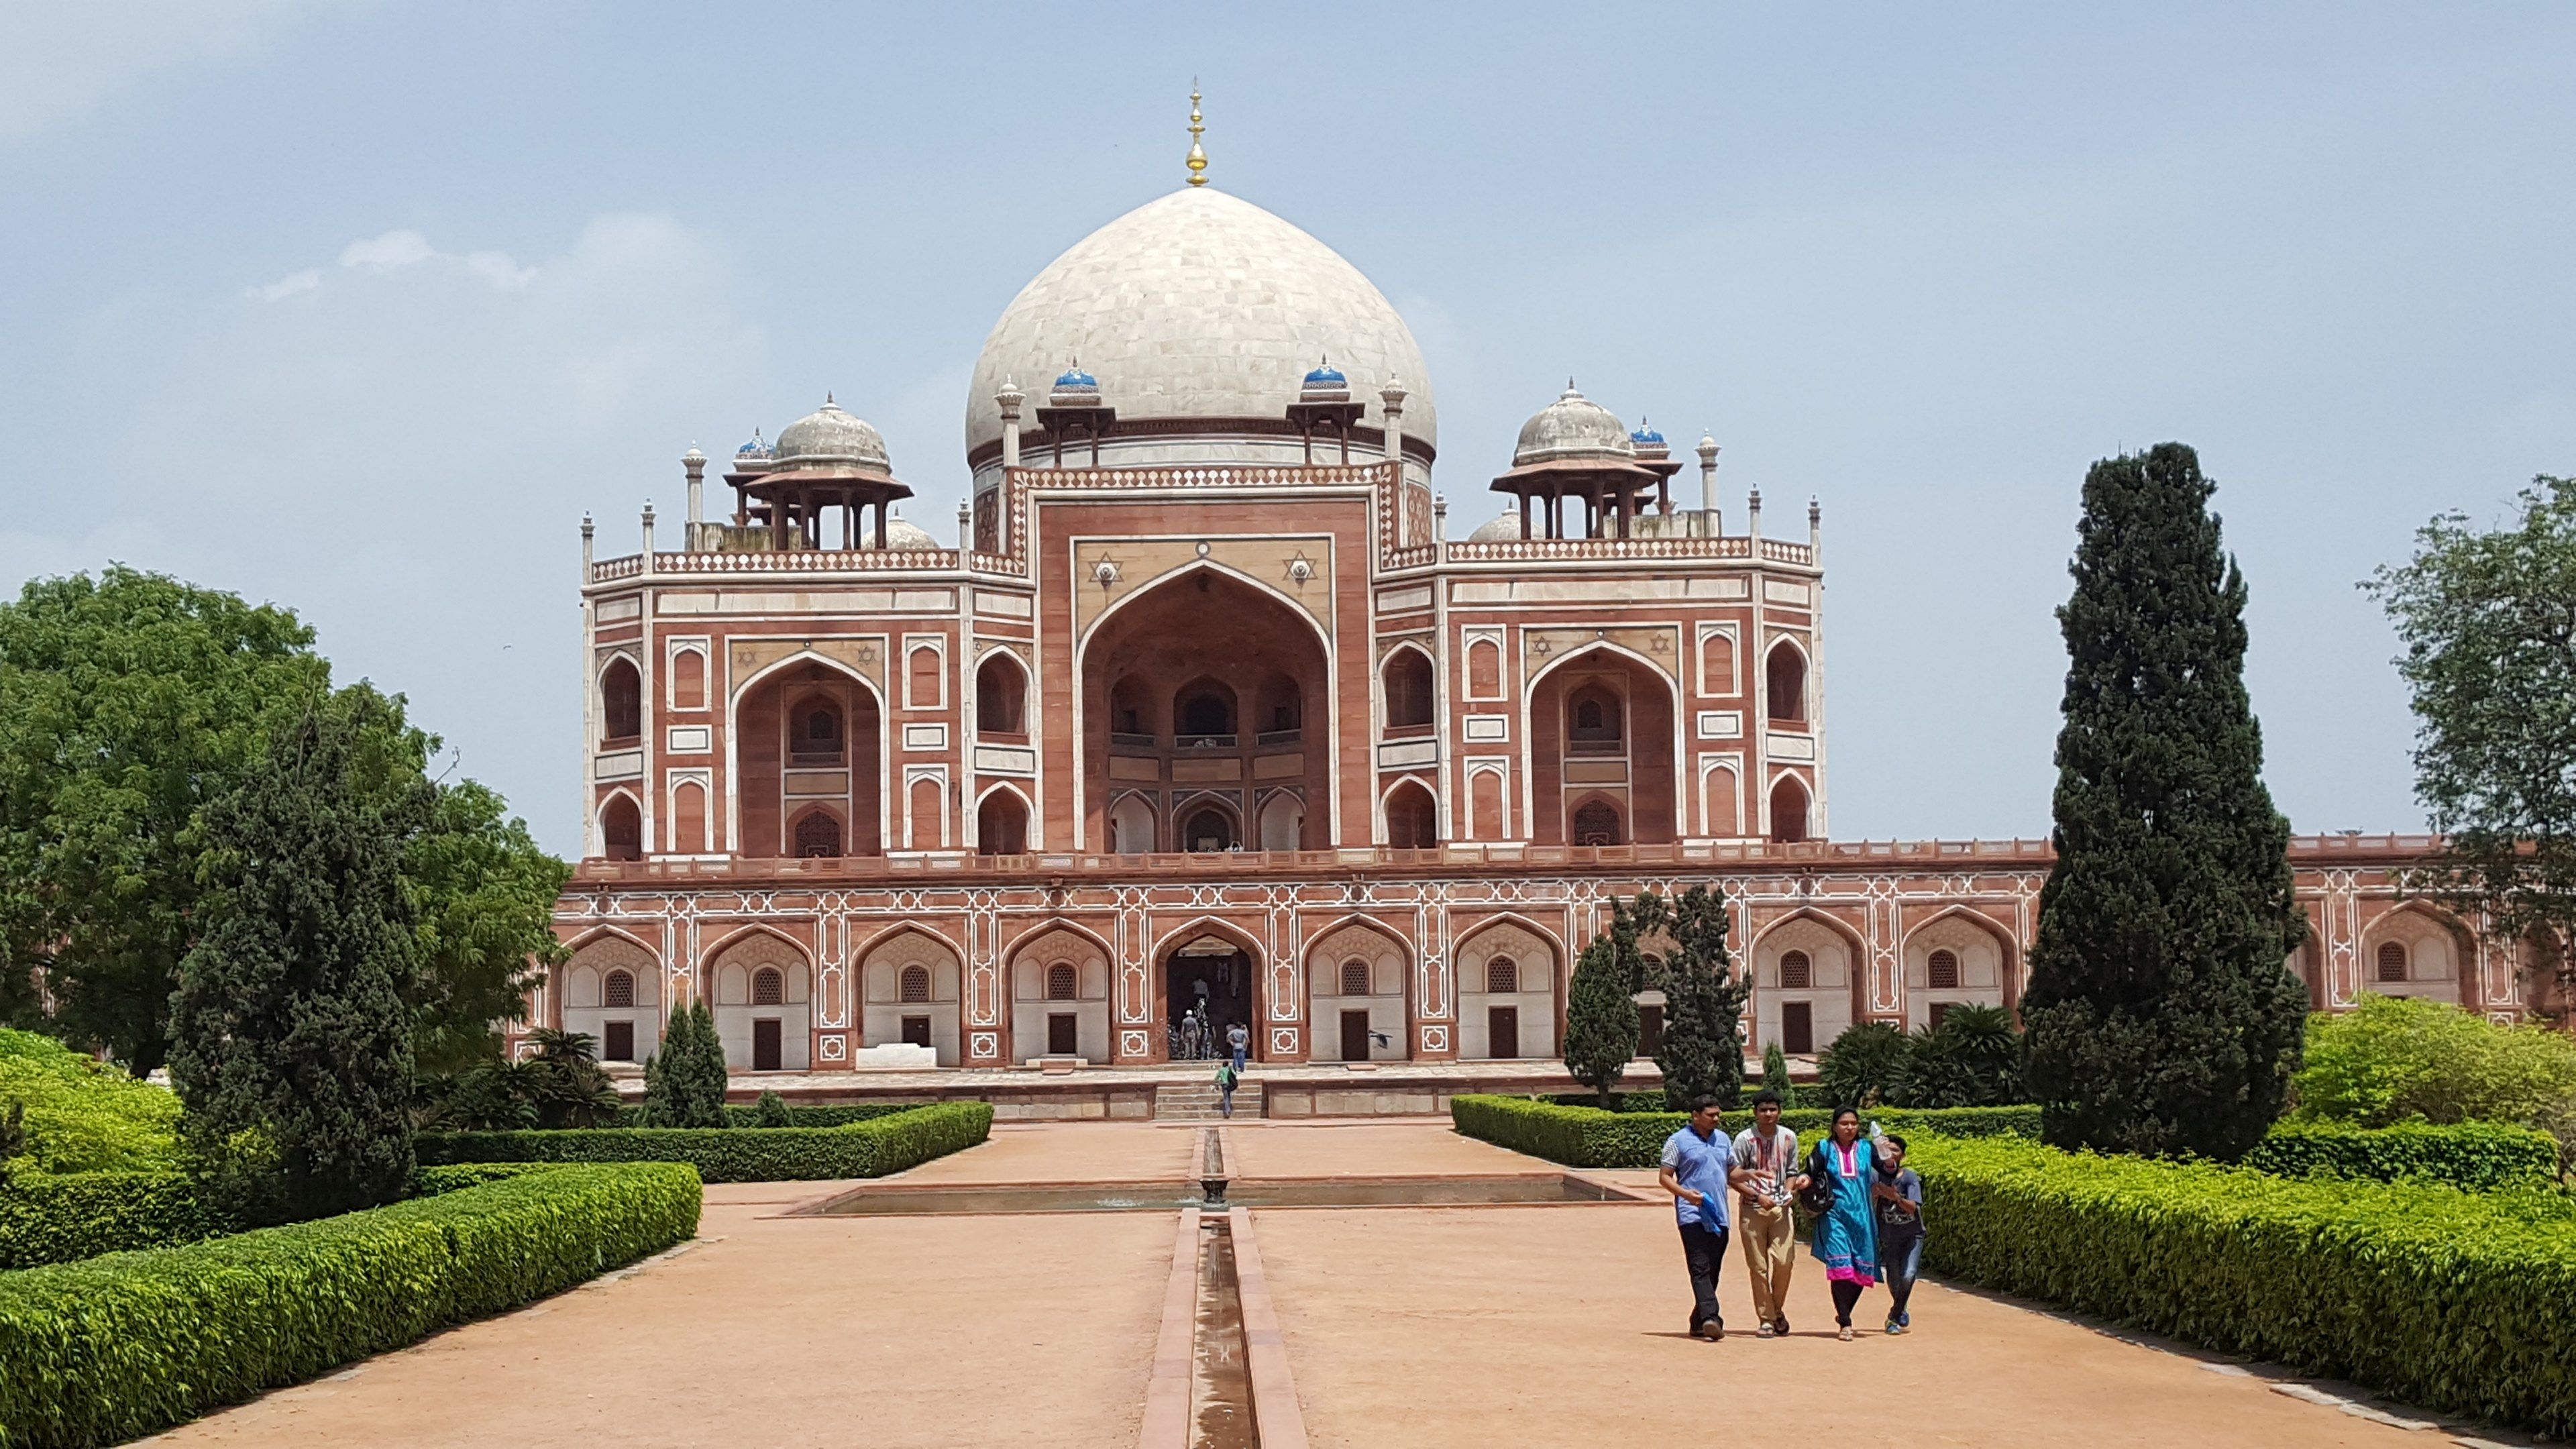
[977, 788, 1028, 855]
[735, 659, 883, 858]
[1163, 930, 1256, 1061]
[1083, 568, 1331, 853]
[1385, 779, 1439, 849]
[1528, 647, 1676, 845]
[1770, 775, 1811, 844]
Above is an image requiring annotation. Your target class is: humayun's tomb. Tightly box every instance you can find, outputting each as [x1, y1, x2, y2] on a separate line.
[539, 115, 2528, 1101]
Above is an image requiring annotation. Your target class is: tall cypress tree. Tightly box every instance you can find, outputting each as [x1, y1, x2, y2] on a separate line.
[2022, 444, 2310, 1159]
[170, 694, 431, 1220]
[1562, 935, 1638, 1108]
[1634, 888, 1748, 1110]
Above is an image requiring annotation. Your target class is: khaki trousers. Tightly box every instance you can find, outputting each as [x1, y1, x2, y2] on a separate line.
[1738, 1201, 1796, 1324]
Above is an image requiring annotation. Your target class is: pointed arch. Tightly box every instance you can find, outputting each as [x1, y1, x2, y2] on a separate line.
[1381, 641, 1437, 731]
[1751, 906, 1869, 959]
[1078, 559, 1336, 656]
[598, 652, 643, 745]
[974, 646, 1030, 737]
[1381, 776, 1440, 849]
[727, 649, 892, 861]
[1148, 913, 1267, 965]
[973, 780, 1034, 855]
[596, 788, 643, 861]
[1764, 635, 1811, 723]
[1452, 911, 1568, 975]
[699, 921, 814, 969]
[1899, 903, 2022, 1022]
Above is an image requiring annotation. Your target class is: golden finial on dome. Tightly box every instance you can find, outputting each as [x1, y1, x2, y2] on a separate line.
[1185, 81, 1208, 186]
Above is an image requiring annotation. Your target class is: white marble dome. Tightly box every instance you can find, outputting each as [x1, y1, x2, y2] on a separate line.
[1512, 385, 1633, 468]
[880, 511, 939, 549]
[1468, 509, 1529, 542]
[775, 398, 891, 473]
[966, 186, 1436, 458]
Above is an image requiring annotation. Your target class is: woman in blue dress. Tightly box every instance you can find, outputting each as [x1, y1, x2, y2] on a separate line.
[1805, 1106, 1880, 1340]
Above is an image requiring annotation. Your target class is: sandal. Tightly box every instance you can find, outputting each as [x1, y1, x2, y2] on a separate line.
[1839, 1326, 1855, 1342]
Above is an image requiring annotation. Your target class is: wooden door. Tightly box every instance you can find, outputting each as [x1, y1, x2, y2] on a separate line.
[1048, 1012, 1079, 1055]
[1488, 1006, 1519, 1060]
[1636, 1004, 1664, 1057]
[1782, 1002, 1814, 1055]
[603, 1020, 635, 1063]
[900, 1016, 932, 1048]
[1340, 1010, 1372, 1062]
[752, 1018, 782, 1071]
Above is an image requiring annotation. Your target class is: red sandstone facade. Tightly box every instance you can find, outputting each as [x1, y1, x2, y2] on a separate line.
[545, 182, 2521, 1076]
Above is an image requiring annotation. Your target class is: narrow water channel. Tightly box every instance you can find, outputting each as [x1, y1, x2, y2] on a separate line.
[1190, 1216, 1257, 1449]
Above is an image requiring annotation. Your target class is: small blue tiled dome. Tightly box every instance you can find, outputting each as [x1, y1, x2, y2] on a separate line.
[1303, 362, 1346, 386]
[1630, 423, 1665, 447]
[1054, 365, 1098, 390]
[737, 428, 772, 458]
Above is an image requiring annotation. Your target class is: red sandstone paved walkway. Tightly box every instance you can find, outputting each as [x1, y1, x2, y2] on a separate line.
[144, 1190, 1172, 1448]
[1255, 1198, 2440, 1448]
[142, 1122, 2496, 1447]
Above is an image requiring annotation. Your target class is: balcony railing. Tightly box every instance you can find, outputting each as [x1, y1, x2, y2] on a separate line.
[565, 833, 2442, 888]
[1174, 733, 1238, 750]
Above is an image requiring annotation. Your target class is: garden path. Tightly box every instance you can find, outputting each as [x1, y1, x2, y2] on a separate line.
[145, 1119, 2502, 1448]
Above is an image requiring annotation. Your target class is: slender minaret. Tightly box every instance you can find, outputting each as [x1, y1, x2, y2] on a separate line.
[996, 378, 1024, 468]
[639, 502, 655, 569]
[682, 447, 705, 549]
[1696, 432, 1720, 537]
[1748, 486, 1764, 539]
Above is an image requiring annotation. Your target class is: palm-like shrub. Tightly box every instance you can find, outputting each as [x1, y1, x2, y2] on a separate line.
[1815, 1021, 1911, 1108]
[1898, 1004, 2023, 1108]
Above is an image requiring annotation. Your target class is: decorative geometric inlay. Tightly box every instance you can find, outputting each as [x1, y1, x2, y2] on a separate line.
[1269, 1027, 1299, 1055]
[817, 1033, 847, 1062]
[969, 1030, 999, 1059]
[1120, 1030, 1150, 1058]
[1421, 1024, 1450, 1053]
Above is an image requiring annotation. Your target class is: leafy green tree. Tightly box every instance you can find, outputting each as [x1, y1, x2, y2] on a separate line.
[2366, 476, 2576, 1025]
[1896, 1004, 2023, 1108]
[1815, 1020, 1911, 1108]
[1625, 888, 1748, 1110]
[1562, 936, 1638, 1108]
[1760, 1040, 1798, 1108]
[169, 693, 431, 1221]
[0, 570, 570, 1077]
[2022, 444, 2310, 1160]
[640, 1001, 730, 1128]
[406, 782, 572, 1075]
[0, 570, 328, 1069]
[2293, 994, 2576, 1128]
[754, 1089, 793, 1128]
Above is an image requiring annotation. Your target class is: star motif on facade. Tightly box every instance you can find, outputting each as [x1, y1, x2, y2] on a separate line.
[1090, 554, 1123, 588]
[1284, 552, 1315, 586]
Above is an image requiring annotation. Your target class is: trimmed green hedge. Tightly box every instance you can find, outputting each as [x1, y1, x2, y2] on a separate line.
[2245, 1120, 2559, 1189]
[0, 1163, 558, 1271]
[606, 1100, 928, 1130]
[0, 1162, 700, 1448]
[1911, 1134, 2576, 1437]
[1456, 1095, 2037, 1168]
[419, 1101, 995, 1183]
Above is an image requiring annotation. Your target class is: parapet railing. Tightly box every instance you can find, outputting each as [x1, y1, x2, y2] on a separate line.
[568, 833, 2441, 885]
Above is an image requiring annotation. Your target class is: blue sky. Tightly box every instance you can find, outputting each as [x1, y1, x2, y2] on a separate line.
[4, 2, 2571, 856]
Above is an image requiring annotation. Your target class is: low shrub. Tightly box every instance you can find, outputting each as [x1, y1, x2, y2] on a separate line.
[2243, 1120, 2559, 1189]
[1911, 1134, 2576, 1437]
[0, 1029, 182, 1175]
[0, 1162, 700, 1448]
[603, 1100, 928, 1130]
[1464, 1095, 2035, 1167]
[421, 1101, 994, 1183]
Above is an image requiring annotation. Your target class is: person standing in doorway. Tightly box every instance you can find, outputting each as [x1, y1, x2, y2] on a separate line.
[1656, 1097, 1735, 1341]
[1729, 1089, 1807, 1338]
[1225, 1019, 1249, 1074]
[1806, 1107, 1880, 1340]
[1874, 1134, 1925, 1334]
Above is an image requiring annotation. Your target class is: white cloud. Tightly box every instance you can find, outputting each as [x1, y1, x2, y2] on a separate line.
[247, 229, 539, 303]
[337, 229, 437, 273]
[247, 267, 320, 303]
[0, 0, 355, 142]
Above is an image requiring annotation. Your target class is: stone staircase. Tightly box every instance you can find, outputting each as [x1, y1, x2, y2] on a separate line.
[1154, 1080, 1263, 1120]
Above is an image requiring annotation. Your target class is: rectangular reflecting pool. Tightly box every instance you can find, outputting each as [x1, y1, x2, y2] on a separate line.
[804, 1174, 1646, 1217]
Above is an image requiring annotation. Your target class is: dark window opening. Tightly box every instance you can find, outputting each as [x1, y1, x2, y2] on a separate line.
[602, 1021, 635, 1062]
[602, 659, 642, 743]
[793, 811, 843, 859]
[1781, 1001, 1815, 1055]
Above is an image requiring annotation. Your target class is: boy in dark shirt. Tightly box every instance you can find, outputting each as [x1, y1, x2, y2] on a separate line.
[1872, 1134, 1925, 1334]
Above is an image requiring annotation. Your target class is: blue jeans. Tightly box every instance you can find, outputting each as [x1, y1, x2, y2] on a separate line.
[1230, 1046, 1246, 1073]
[1880, 1227, 1923, 1318]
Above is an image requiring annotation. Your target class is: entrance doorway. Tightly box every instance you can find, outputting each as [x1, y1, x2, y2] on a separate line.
[1047, 1012, 1078, 1055]
[1488, 1005, 1519, 1060]
[1165, 938, 1254, 1061]
[753, 1018, 782, 1071]
[1340, 1010, 1372, 1062]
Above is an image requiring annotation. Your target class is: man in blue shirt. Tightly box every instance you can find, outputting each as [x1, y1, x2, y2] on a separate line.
[1657, 1097, 1735, 1341]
